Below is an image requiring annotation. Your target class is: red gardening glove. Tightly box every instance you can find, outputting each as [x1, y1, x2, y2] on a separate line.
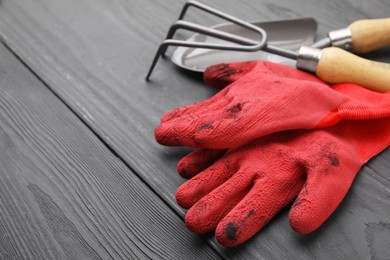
[175, 118, 390, 247]
[155, 61, 390, 149]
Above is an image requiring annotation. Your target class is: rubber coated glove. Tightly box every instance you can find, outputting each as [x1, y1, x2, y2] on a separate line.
[155, 61, 390, 149]
[175, 118, 390, 247]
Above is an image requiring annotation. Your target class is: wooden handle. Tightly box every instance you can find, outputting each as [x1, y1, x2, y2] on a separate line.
[349, 18, 390, 53]
[316, 47, 390, 92]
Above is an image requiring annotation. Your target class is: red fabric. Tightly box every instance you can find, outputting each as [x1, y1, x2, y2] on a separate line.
[155, 61, 390, 149]
[177, 149, 226, 179]
[176, 118, 390, 247]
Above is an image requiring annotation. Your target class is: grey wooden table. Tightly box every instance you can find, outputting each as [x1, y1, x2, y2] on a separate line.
[0, 0, 389, 259]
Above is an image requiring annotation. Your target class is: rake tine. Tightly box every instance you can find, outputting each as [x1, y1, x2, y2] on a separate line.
[146, 38, 268, 81]
[146, 0, 269, 80]
[163, 20, 262, 55]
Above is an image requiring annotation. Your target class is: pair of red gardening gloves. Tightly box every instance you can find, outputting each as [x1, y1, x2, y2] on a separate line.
[155, 60, 390, 247]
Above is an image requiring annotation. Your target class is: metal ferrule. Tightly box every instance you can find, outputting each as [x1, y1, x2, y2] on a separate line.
[296, 46, 322, 73]
[328, 28, 353, 50]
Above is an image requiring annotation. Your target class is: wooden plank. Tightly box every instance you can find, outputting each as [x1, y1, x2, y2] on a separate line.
[0, 42, 221, 259]
[0, 0, 389, 258]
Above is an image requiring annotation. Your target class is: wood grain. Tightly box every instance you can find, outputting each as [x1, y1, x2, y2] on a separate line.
[0, 43, 220, 259]
[316, 47, 390, 92]
[0, 0, 389, 258]
[349, 18, 390, 53]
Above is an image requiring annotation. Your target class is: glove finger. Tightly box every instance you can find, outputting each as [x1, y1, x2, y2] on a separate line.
[215, 171, 306, 247]
[192, 103, 262, 149]
[176, 157, 239, 209]
[204, 61, 257, 89]
[288, 159, 361, 234]
[184, 171, 254, 234]
[163, 101, 288, 149]
[160, 100, 256, 148]
[177, 149, 226, 179]
[156, 100, 243, 147]
[160, 87, 231, 123]
[192, 115, 250, 149]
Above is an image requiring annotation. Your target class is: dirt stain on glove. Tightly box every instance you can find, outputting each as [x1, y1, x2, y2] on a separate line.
[224, 209, 256, 241]
[225, 222, 238, 241]
[199, 123, 214, 131]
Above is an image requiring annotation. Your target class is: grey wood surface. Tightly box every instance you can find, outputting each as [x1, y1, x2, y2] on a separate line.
[0, 0, 389, 259]
[0, 41, 221, 259]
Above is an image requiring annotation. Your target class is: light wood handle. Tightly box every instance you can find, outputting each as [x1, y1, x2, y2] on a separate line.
[349, 18, 390, 53]
[316, 47, 390, 92]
